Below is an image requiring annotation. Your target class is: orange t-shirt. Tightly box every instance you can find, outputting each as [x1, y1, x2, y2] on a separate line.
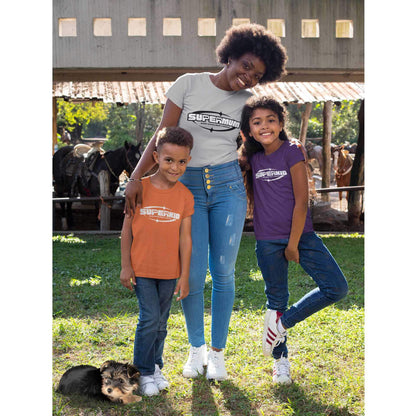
[130, 176, 194, 279]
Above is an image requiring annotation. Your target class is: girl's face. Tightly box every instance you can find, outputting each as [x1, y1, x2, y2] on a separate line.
[225, 52, 266, 91]
[249, 108, 283, 154]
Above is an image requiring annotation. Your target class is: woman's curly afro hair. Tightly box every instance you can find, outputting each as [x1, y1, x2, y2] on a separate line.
[216, 23, 288, 84]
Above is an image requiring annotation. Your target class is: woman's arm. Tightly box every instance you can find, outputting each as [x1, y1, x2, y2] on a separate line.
[174, 215, 192, 301]
[124, 99, 183, 216]
[285, 161, 309, 263]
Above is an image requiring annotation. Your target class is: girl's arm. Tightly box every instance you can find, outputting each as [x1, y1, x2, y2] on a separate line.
[285, 161, 309, 263]
[174, 215, 192, 301]
[124, 99, 183, 216]
[120, 216, 136, 290]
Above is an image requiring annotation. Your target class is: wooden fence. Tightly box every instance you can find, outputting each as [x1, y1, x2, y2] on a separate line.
[52, 180, 364, 232]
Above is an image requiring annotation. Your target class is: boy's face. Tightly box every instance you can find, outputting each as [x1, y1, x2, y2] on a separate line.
[153, 143, 191, 185]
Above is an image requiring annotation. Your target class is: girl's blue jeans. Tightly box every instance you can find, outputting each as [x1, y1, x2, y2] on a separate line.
[180, 160, 247, 350]
[256, 232, 348, 359]
[133, 276, 177, 375]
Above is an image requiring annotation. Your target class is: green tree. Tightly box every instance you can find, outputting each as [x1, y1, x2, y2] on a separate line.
[104, 104, 137, 149]
[286, 100, 360, 144]
[104, 103, 163, 150]
[57, 100, 108, 143]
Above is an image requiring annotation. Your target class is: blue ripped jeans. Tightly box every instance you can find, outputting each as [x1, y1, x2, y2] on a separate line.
[180, 160, 247, 350]
[256, 232, 348, 359]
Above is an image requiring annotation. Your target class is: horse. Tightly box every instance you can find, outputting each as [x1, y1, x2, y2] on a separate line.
[53, 141, 141, 229]
[305, 142, 337, 185]
[333, 145, 354, 209]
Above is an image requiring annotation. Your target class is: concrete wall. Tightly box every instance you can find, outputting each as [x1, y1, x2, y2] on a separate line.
[53, 0, 364, 82]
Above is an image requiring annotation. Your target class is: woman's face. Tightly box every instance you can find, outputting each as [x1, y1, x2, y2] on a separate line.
[225, 52, 266, 91]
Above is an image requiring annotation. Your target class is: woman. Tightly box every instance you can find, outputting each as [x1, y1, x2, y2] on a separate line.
[124, 23, 287, 380]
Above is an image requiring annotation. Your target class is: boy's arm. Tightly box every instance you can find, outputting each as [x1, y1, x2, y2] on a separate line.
[124, 99, 183, 216]
[286, 161, 309, 263]
[120, 215, 136, 290]
[174, 215, 192, 301]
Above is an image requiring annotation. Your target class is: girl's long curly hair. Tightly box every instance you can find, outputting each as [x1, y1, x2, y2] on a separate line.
[238, 96, 289, 212]
[216, 23, 287, 83]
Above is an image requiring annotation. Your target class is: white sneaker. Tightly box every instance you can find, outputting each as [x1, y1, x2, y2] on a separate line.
[263, 309, 286, 356]
[154, 364, 169, 391]
[206, 349, 227, 381]
[139, 375, 159, 396]
[182, 344, 208, 378]
[272, 357, 292, 385]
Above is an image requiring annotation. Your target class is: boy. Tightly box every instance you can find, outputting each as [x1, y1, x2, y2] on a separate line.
[120, 127, 194, 396]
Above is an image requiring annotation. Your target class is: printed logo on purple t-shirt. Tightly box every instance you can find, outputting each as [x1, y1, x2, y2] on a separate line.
[255, 168, 288, 182]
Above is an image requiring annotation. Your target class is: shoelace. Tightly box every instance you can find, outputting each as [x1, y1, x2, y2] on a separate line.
[189, 347, 200, 359]
[266, 317, 286, 348]
[209, 352, 223, 369]
[274, 358, 290, 377]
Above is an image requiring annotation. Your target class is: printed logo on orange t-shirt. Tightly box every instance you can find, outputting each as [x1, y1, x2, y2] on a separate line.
[140, 205, 181, 223]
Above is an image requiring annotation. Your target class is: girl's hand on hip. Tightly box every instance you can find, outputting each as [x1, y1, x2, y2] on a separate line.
[285, 246, 299, 263]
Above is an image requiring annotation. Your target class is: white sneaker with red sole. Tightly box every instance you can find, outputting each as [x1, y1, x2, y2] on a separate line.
[262, 309, 286, 356]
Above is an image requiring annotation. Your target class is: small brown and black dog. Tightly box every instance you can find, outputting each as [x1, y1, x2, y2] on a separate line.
[57, 360, 141, 404]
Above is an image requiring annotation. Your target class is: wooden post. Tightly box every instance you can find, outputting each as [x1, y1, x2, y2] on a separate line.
[98, 170, 111, 231]
[348, 100, 365, 226]
[299, 102, 312, 145]
[135, 101, 145, 148]
[321, 101, 333, 202]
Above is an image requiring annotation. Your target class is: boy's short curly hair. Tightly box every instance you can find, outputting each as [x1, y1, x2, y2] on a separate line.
[216, 23, 288, 83]
[155, 127, 193, 152]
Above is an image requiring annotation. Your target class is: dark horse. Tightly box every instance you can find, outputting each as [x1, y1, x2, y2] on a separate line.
[53, 141, 141, 229]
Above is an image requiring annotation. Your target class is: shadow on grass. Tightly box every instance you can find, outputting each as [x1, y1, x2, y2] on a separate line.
[53, 389, 184, 416]
[272, 382, 354, 416]
[190, 376, 260, 416]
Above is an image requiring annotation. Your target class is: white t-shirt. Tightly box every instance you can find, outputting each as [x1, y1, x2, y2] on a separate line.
[165, 72, 252, 167]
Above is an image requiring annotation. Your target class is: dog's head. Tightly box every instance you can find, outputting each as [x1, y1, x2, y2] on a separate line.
[100, 361, 141, 403]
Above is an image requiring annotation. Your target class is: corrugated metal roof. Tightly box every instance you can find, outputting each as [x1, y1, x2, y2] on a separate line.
[53, 81, 364, 105]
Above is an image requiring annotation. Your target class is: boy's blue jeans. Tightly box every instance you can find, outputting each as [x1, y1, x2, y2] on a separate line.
[133, 276, 177, 375]
[256, 232, 348, 359]
[180, 160, 247, 350]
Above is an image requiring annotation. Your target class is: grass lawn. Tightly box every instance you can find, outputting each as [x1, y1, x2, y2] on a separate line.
[53, 233, 364, 416]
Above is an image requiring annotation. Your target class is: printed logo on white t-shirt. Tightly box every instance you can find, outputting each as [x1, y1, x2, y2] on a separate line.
[187, 111, 240, 132]
[255, 168, 288, 182]
[140, 206, 180, 223]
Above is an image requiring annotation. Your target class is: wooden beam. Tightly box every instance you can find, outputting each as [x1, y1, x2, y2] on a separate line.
[98, 171, 111, 231]
[321, 101, 333, 201]
[348, 99, 365, 225]
[299, 102, 312, 145]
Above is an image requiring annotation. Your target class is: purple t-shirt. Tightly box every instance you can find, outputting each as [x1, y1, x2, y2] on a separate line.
[250, 140, 314, 240]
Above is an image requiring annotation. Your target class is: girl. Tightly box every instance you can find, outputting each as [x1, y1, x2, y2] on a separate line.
[124, 24, 287, 381]
[239, 96, 348, 384]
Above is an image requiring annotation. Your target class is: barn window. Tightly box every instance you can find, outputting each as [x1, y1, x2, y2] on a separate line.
[58, 18, 77, 37]
[232, 18, 250, 26]
[93, 18, 112, 36]
[128, 18, 147, 36]
[267, 19, 285, 37]
[336, 20, 354, 38]
[302, 19, 319, 38]
[198, 18, 216, 36]
[163, 18, 182, 36]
